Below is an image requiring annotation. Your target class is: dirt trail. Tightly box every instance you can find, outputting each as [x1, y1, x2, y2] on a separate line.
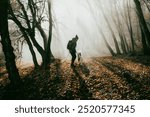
[0, 56, 150, 99]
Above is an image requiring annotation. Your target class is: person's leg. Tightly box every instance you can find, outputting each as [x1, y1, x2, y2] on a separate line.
[71, 52, 76, 67]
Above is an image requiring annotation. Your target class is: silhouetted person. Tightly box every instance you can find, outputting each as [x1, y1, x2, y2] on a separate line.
[67, 35, 79, 67]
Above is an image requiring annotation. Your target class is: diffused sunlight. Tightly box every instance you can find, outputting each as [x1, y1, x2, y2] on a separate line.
[20, 0, 114, 64]
[0, 0, 130, 65]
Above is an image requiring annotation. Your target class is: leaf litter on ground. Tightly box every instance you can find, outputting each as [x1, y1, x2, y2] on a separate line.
[0, 55, 150, 99]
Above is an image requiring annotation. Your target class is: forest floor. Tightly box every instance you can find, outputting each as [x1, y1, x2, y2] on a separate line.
[0, 55, 150, 100]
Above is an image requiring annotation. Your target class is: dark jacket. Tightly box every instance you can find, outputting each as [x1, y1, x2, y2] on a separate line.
[67, 38, 78, 53]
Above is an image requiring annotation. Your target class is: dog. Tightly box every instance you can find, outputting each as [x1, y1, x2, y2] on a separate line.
[77, 51, 83, 65]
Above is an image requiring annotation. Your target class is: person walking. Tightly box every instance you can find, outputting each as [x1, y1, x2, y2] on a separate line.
[67, 35, 79, 67]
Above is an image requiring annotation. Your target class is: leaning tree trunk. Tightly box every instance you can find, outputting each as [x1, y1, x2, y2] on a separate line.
[134, 0, 150, 46]
[102, 11, 121, 55]
[99, 28, 116, 56]
[9, 6, 39, 68]
[0, 0, 20, 84]
[140, 23, 150, 55]
[28, 0, 54, 68]
[16, 0, 45, 63]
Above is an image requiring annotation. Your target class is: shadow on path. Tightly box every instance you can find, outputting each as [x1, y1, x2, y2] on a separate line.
[79, 63, 90, 77]
[101, 61, 150, 99]
[72, 66, 92, 99]
[118, 56, 150, 66]
[0, 60, 64, 100]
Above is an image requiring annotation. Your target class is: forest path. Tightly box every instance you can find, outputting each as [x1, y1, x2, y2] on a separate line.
[0, 56, 150, 99]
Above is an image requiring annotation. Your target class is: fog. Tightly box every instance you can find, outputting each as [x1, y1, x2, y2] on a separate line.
[1, 0, 135, 64]
[51, 0, 108, 58]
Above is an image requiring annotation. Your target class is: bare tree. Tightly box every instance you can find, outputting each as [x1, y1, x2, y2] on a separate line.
[111, 2, 129, 54]
[99, 29, 116, 56]
[134, 0, 150, 47]
[102, 11, 121, 55]
[142, 0, 150, 12]
[9, 5, 40, 68]
[44, 0, 53, 68]
[0, 0, 20, 84]
[9, 0, 54, 68]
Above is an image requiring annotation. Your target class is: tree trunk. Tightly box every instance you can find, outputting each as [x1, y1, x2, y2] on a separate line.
[143, 0, 150, 12]
[134, 0, 150, 46]
[28, 0, 54, 67]
[15, 0, 45, 65]
[0, 0, 20, 84]
[126, 1, 135, 53]
[99, 29, 116, 56]
[102, 11, 121, 54]
[46, 0, 53, 64]
[41, 0, 54, 68]
[140, 24, 150, 55]
[36, 23, 48, 51]
[9, 6, 39, 68]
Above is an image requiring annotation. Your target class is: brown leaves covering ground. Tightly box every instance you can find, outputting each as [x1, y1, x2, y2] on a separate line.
[0, 56, 150, 100]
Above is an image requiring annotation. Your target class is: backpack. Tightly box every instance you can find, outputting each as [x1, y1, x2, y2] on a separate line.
[67, 40, 72, 50]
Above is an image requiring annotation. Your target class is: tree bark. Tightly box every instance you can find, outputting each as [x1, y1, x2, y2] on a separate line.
[140, 23, 150, 55]
[0, 0, 20, 84]
[134, 0, 150, 46]
[46, 0, 53, 66]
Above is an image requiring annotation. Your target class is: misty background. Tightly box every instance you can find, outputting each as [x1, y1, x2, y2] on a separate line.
[0, 0, 149, 65]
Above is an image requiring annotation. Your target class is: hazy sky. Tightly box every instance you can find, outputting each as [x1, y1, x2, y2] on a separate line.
[4, 0, 132, 65]
[51, 0, 111, 58]
[20, 0, 112, 64]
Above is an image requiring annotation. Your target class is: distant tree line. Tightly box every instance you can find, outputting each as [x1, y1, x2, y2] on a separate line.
[104, 0, 150, 56]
